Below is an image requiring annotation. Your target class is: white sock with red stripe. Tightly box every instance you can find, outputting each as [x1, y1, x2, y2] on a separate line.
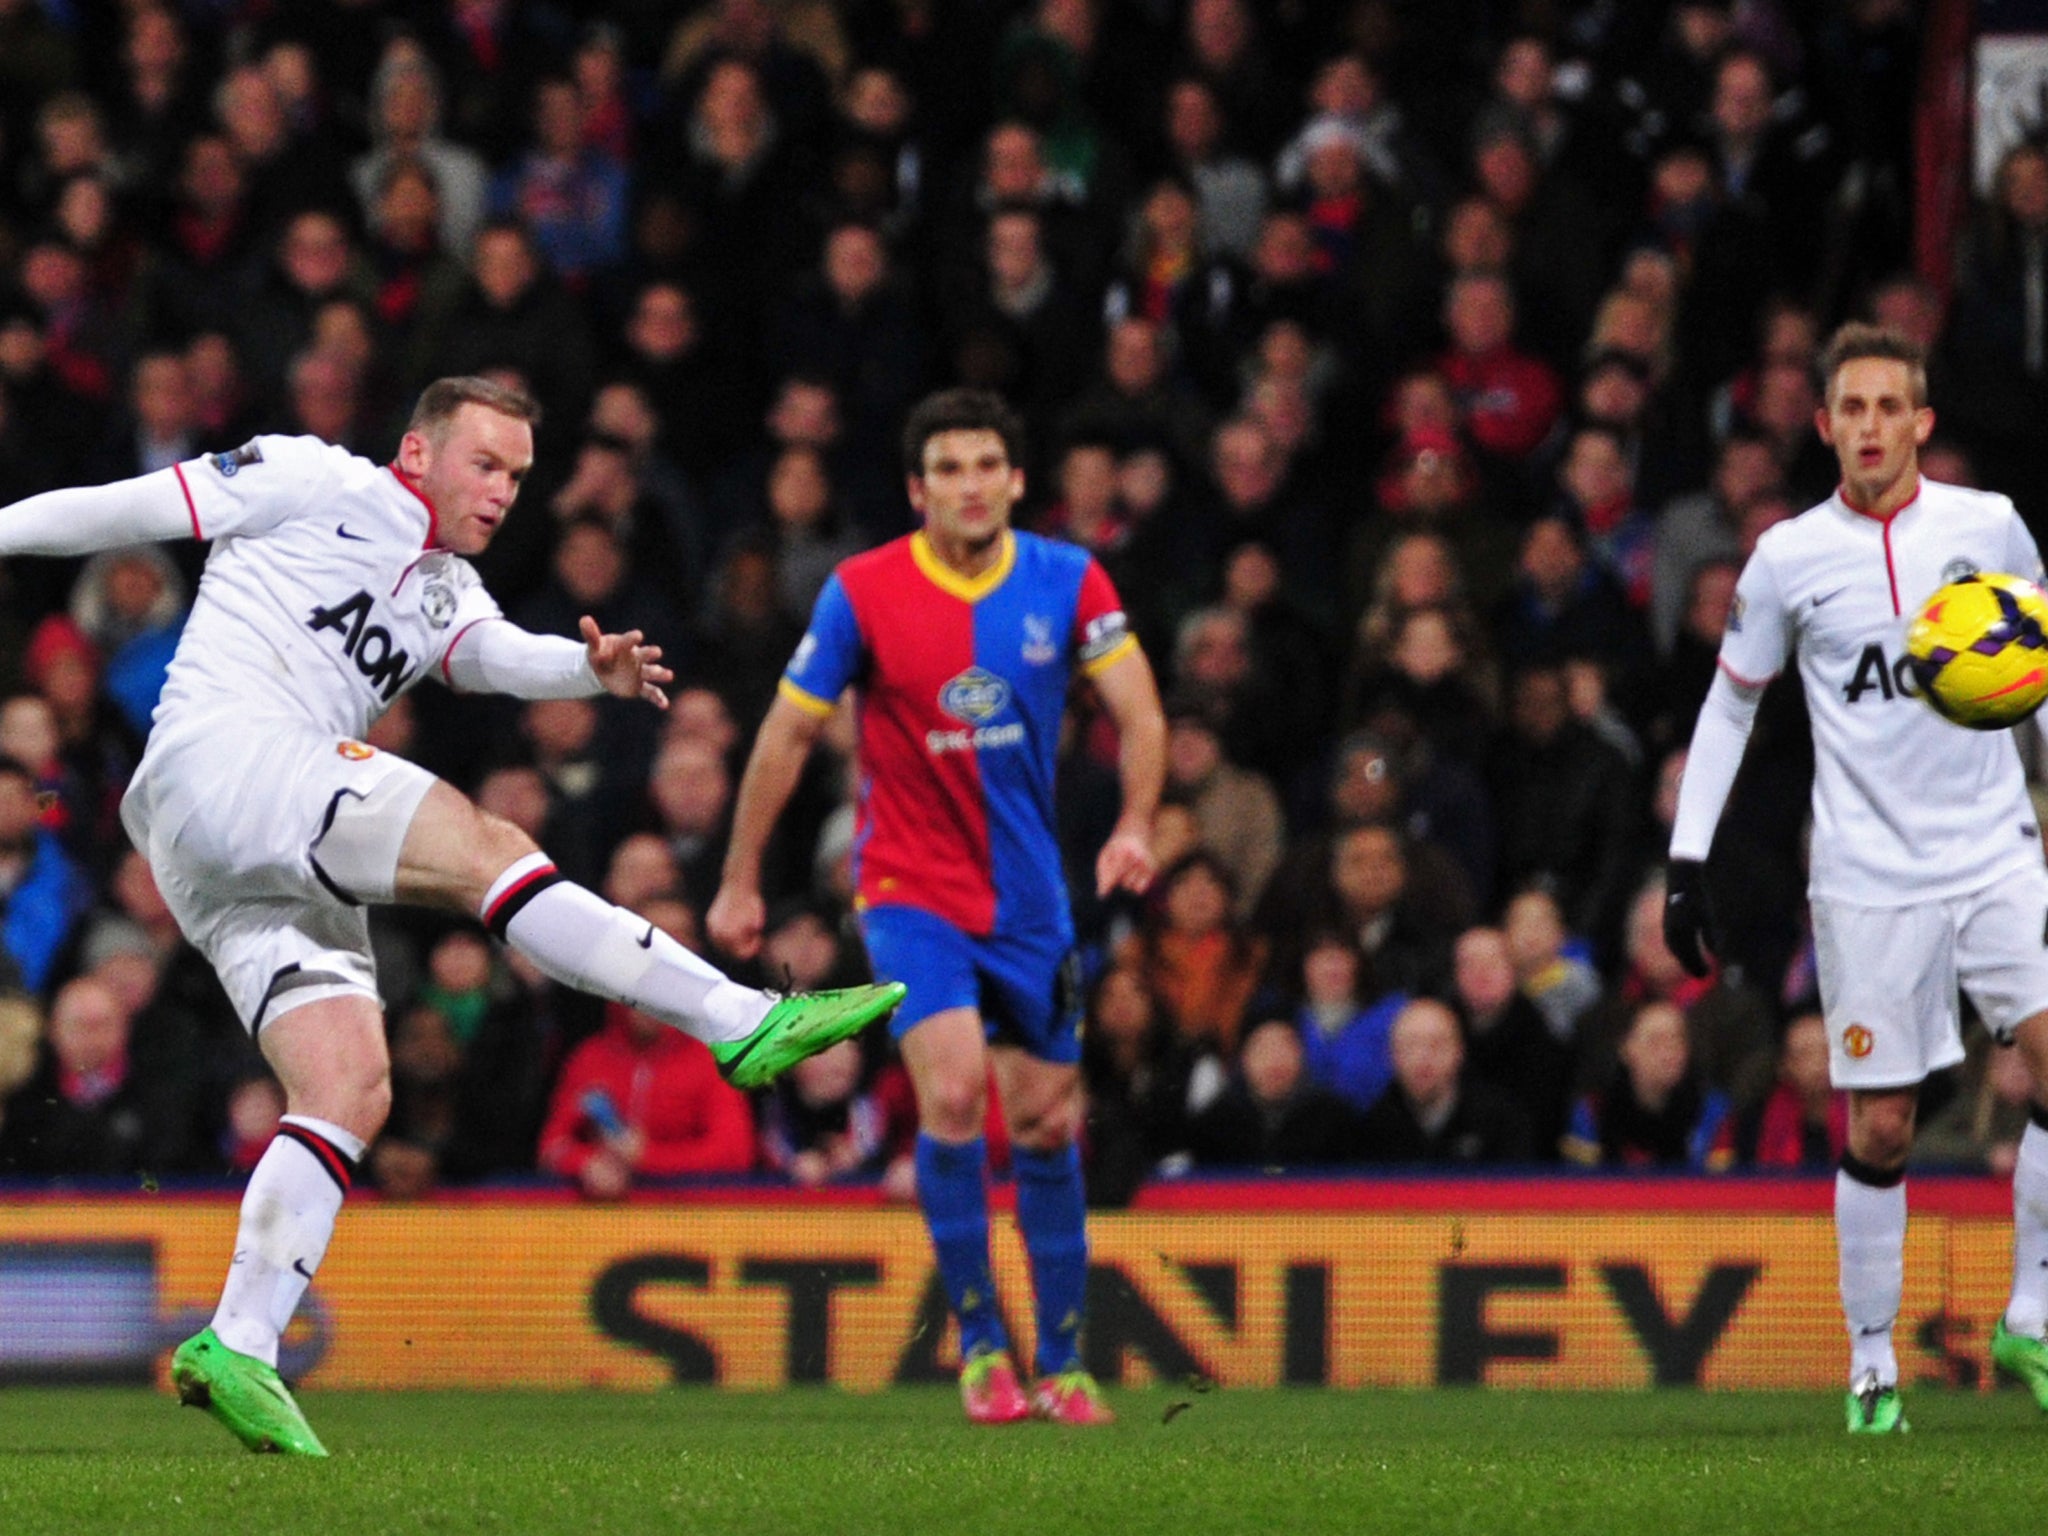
[210, 1115, 363, 1366]
[479, 854, 767, 1043]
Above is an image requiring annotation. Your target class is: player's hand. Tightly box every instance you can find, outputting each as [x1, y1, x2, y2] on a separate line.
[580, 615, 672, 708]
[707, 883, 766, 960]
[606, 1126, 646, 1165]
[578, 1150, 632, 1201]
[1095, 820, 1156, 897]
[880, 1152, 918, 1203]
[1662, 858, 1720, 979]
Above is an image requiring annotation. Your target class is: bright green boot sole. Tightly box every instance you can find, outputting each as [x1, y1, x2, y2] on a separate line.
[1992, 1318, 2048, 1412]
[711, 982, 907, 1089]
[171, 1327, 329, 1457]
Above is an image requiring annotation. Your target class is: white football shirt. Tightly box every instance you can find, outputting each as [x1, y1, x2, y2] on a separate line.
[1714, 478, 2047, 905]
[157, 434, 502, 742]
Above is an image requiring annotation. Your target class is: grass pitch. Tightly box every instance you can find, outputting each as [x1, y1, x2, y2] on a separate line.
[3, 1386, 2046, 1536]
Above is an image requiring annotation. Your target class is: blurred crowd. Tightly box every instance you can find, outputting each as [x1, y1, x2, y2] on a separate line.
[0, 0, 2042, 1201]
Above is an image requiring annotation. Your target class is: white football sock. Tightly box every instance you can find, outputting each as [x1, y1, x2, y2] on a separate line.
[1836, 1164, 1907, 1386]
[481, 855, 769, 1044]
[210, 1116, 363, 1366]
[2005, 1120, 2048, 1338]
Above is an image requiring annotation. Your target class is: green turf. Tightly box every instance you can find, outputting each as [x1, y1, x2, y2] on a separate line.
[3, 1386, 2047, 1535]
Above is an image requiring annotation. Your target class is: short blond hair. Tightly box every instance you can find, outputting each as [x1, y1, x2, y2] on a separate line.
[406, 376, 542, 440]
[1819, 322, 1927, 407]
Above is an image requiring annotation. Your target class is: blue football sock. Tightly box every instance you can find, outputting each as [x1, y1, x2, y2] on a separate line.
[915, 1133, 1006, 1359]
[1013, 1142, 1089, 1377]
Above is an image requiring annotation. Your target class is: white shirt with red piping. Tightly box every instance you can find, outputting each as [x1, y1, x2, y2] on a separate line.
[1676, 477, 2047, 905]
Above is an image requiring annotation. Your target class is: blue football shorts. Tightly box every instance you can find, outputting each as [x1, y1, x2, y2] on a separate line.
[858, 903, 1084, 1063]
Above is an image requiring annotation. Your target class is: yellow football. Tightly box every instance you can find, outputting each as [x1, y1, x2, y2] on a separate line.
[1904, 572, 2048, 729]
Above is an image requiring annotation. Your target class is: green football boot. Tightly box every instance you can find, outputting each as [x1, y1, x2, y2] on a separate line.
[170, 1327, 329, 1457]
[1844, 1370, 1908, 1435]
[710, 982, 907, 1090]
[1992, 1319, 2048, 1412]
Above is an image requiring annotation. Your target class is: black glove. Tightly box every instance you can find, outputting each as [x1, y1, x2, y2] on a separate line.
[1663, 858, 1719, 978]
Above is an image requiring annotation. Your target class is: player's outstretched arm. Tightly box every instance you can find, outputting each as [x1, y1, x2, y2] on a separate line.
[0, 470, 197, 557]
[708, 694, 830, 960]
[441, 616, 662, 704]
[579, 616, 673, 708]
[1088, 645, 1167, 897]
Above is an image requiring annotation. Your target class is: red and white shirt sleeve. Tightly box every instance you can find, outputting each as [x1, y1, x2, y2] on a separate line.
[173, 435, 337, 540]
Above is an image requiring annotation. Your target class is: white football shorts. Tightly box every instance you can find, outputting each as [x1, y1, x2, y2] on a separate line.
[1812, 863, 2048, 1089]
[120, 713, 437, 1031]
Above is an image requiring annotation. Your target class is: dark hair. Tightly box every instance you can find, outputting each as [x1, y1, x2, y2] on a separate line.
[1566, 419, 1630, 454]
[1718, 424, 1774, 458]
[1818, 322, 1927, 407]
[900, 388, 1025, 476]
[1159, 847, 1239, 902]
[407, 375, 542, 438]
[375, 153, 443, 201]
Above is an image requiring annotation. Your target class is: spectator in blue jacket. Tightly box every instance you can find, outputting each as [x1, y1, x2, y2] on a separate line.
[0, 756, 92, 994]
[1294, 930, 1404, 1115]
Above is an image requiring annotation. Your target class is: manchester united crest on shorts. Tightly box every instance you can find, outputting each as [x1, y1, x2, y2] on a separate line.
[336, 740, 377, 761]
[1843, 1024, 1874, 1059]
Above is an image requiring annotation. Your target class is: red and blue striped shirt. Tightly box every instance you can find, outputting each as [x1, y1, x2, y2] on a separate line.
[780, 529, 1134, 936]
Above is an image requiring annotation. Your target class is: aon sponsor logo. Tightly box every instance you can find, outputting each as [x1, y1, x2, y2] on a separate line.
[309, 590, 418, 701]
[1840, 643, 1920, 704]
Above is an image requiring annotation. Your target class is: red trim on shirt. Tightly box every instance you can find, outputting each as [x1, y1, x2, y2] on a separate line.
[1837, 477, 1922, 521]
[440, 616, 499, 685]
[387, 464, 441, 549]
[1881, 518, 1902, 615]
[172, 463, 202, 538]
[1838, 478, 1920, 617]
[1716, 656, 1776, 690]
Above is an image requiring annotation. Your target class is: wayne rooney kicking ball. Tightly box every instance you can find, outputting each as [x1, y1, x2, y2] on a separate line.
[1904, 571, 2048, 729]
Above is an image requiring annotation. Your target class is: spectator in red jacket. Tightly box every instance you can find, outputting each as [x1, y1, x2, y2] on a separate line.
[1436, 269, 1562, 464]
[537, 902, 756, 1197]
[1744, 1012, 1847, 1169]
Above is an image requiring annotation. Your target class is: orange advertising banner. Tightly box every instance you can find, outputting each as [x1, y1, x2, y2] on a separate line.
[0, 1188, 2016, 1392]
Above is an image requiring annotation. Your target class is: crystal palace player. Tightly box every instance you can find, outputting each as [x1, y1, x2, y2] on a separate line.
[1665, 325, 2048, 1431]
[0, 377, 903, 1455]
[709, 389, 1166, 1425]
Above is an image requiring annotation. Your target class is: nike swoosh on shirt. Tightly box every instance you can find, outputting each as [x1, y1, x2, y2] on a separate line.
[1812, 586, 1849, 607]
[336, 524, 371, 542]
[636, 925, 655, 950]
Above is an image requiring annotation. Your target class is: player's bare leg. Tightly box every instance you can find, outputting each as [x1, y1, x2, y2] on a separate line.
[391, 782, 900, 1085]
[994, 1046, 1113, 1426]
[1839, 1083, 1915, 1433]
[1993, 1008, 2048, 1410]
[173, 995, 390, 1456]
[903, 1010, 1027, 1423]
